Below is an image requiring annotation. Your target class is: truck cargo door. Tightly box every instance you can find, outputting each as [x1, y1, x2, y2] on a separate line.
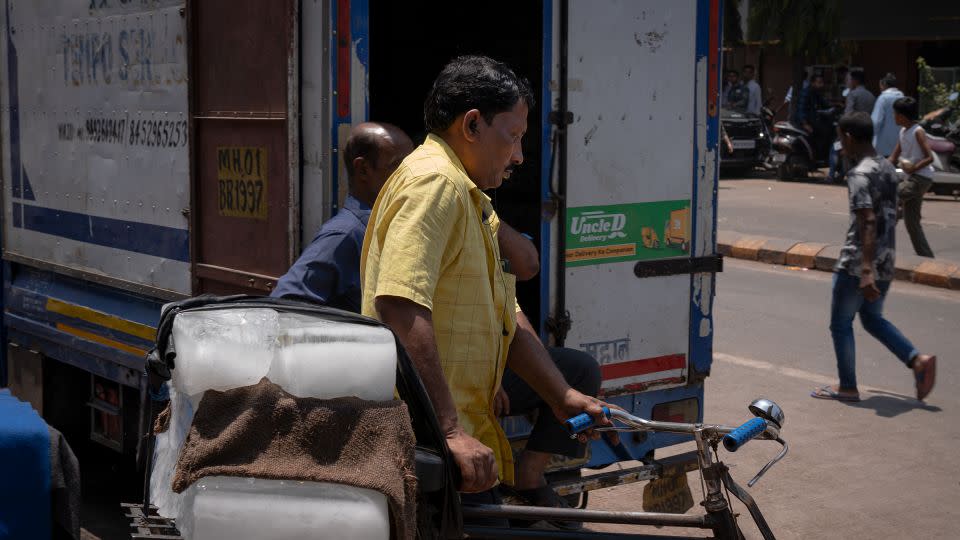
[192, 0, 299, 295]
[560, 0, 720, 395]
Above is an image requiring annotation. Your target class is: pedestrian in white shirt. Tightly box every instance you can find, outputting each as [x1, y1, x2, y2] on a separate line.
[889, 97, 936, 258]
[742, 65, 762, 115]
[871, 73, 905, 157]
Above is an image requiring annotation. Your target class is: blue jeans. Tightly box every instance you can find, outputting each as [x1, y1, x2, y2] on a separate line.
[830, 271, 918, 390]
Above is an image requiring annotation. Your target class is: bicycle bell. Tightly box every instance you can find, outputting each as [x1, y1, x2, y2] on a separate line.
[748, 398, 784, 429]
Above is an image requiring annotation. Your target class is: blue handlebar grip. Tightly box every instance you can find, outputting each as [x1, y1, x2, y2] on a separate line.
[722, 417, 768, 452]
[563, 406, 610, 435]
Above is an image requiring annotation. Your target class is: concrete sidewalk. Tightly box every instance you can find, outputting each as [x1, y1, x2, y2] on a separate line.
[718, 229, 960, 290]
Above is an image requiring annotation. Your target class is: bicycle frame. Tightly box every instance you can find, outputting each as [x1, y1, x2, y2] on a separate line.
[462, 403, 787, 540]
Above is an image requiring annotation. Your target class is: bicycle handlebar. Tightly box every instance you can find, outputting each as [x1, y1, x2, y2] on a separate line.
[563, 407, 610, 435]
[563, 408, 780, 443]
[722, 417, 768, 452]
[563, 403, 789, 490]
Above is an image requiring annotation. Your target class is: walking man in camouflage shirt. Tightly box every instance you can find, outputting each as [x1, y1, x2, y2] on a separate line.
[811, 112, 936, 403]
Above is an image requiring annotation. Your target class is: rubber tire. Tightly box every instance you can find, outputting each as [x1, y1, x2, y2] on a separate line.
[777, 155, 809, 181]
[776, 162, 792, 180]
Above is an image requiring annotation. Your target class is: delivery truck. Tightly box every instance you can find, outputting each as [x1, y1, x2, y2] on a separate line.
[1, 0, 723, 509]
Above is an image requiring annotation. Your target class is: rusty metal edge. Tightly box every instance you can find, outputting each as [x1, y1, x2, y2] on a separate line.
[549, 450, 700, 497]
[187, 0, 199, 294]
[3, 252, 187, 301]
[287, 0, 302, 264]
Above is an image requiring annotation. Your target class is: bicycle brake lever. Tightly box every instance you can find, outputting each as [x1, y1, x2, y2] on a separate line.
[747, 437, 788, 487]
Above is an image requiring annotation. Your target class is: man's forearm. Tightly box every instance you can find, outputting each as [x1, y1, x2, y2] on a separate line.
[857, 209, 877, 275]
[505, 311, 570, 408]
[497, 222, 539, 281]
[376, 296, 461, 434]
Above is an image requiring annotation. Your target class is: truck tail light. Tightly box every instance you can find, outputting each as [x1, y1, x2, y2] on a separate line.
[651, 398, 700, 424]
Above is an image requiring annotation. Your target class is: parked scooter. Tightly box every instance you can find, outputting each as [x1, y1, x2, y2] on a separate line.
[771, 108, 838, 180]
[922, 92, 960, 197]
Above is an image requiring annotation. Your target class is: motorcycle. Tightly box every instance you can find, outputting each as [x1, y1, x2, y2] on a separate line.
[771, 108, 838, 180]
[921, 92, 960, 197]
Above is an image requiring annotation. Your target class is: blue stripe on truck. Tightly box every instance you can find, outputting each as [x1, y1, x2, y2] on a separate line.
[16, 204, 189, 262]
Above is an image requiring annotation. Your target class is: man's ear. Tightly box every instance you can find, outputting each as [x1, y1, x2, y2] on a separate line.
[353, 156, 369, 177]
[462, 109, 482, 142]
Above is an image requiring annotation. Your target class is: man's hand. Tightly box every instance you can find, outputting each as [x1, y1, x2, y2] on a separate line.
[860, 271, 881, 302]
[446, 428, 498, 493]
[803, 122, 814, 134]
[493, 386, 510, 417]
[551, 388, 620, 446]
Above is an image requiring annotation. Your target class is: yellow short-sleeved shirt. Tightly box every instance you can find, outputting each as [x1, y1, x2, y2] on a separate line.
[361, 134, 519, 483]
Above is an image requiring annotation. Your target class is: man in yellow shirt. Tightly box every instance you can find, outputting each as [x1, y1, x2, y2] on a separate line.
[362, 56, 611, 527]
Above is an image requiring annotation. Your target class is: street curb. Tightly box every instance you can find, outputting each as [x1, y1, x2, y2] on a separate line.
[717, 230, 960, 291]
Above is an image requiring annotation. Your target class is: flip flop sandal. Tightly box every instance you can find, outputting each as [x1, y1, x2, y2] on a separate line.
[810, 385, 861, 402]
[915, 356, 937, 401]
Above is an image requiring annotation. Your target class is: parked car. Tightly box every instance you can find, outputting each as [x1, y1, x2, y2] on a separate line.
[720, 108, 771, 175]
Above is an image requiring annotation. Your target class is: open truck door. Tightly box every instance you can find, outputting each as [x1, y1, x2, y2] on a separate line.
[191, 0, 300, 295]
[553, 0, 722, 463]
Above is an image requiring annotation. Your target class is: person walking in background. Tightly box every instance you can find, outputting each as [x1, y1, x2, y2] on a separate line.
[871, 73, 905, 157]
[742, 64, 762, 115]
[811, 112, 936, 403]
[831, 69, 877, 182]
[845, 69, 876, 114]
[889, 97, 936, 258]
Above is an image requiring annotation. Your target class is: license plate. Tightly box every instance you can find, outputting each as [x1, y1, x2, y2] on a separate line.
[772, 153, 787, 163]
[732, 139, 756, 150]
[642, 473, 695, 514]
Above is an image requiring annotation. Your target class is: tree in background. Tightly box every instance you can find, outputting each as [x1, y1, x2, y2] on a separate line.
[724, 0, 743, 47]
[745, 0, 847, 108]
[916, 57, 960, 121]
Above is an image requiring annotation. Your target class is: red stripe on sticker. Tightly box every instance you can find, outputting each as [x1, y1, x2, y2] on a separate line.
[336, 0, 351, 119]
[600, 354, 686, 381]
[708, 0, 720, 117]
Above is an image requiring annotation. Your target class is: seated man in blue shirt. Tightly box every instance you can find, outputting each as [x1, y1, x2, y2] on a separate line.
[273, 122, 541, 311]
[271, 122, 414, 311]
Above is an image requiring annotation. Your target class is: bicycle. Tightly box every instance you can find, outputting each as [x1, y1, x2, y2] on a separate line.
[460, 398, 789, 540]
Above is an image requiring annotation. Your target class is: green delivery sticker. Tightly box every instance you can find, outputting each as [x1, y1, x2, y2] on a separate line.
[566, 200, 691, 266]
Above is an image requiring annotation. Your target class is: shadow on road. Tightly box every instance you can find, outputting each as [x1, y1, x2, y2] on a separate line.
[845, 389, 943, 418]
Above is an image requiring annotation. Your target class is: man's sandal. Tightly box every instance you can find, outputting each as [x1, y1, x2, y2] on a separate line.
[810, 385, 861, 402]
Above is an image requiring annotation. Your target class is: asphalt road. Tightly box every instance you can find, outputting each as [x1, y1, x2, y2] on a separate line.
[719, 175, 960, 261]
[80, 260, 958, 539]
[589, 259, 959, 539]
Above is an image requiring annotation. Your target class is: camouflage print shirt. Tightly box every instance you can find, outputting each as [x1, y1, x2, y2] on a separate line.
[835, 156, 900, 281]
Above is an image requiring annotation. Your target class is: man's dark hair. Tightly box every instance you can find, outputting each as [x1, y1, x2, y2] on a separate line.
[838, 112, 874, 142]
[810, 73, 825, 84]
[849, 69, 866, 85]
[880, 72, 897, 88]
[893, 96, 919, 121]
[742, 64, 755, 72]
[424, 55, 535, 133]
[725, 69, 738, 77]
[343, 131, 380, 181]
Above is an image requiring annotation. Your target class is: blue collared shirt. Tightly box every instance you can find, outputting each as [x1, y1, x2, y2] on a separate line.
[872, 87, 905, 157]
[271, 195, 370, 312]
